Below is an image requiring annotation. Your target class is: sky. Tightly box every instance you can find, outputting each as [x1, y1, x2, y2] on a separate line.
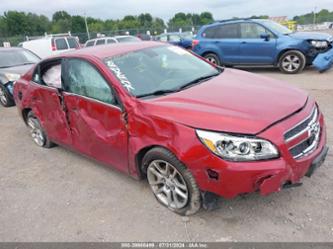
[0, 0, 332, 21]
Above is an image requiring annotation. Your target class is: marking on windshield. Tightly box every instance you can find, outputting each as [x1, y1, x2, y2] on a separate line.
[106, 60, 135, 92]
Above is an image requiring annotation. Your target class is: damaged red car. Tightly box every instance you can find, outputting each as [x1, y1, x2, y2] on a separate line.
[14, 42, 328, 215]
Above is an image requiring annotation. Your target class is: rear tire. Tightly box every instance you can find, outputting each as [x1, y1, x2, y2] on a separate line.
[279, 50, 306, 74]
[142, 147, 202, 216]
[26, 111, 55, 148]
[0, 84, 15, 107]
[204, 53, 221, 66]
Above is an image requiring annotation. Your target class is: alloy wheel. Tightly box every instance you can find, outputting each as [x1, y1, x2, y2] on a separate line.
[282, 55, 301, 73]
[206, 56, 217, 65]
[0, 87, 8, 105]
[27, 117, 45, 147]
[147, 160, 189, 209]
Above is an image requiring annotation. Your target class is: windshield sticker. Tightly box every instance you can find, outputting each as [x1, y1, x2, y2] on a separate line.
[167, 46, 188, 55]
[106, 60, 135, 92]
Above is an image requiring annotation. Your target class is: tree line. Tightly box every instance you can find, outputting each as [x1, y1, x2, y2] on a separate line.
[0, 10, 214, 37]
[0, 8, 332, 38]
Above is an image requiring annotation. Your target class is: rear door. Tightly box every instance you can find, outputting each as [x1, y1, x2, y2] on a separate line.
[204, 23, 241, 64]
[61, 58, 129, 173]
[28, 59, 72, 145]
[238, 22, 277, 64]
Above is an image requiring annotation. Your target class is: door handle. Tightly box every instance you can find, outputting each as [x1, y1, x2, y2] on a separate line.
[241, 41, 247, 44]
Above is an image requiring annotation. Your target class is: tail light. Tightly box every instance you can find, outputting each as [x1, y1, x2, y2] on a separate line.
[51, 39, 57, 51]
[192, 39, 200, 49]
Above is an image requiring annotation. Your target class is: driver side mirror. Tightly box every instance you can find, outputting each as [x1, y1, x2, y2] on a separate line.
[260, 33, 270, 41]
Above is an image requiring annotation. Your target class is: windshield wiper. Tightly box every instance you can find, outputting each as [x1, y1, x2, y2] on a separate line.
[15, 62, 36, 66]
[136, 71, 222, 99]
[136, 89, 180, 98]
[177, 72, 221, 91]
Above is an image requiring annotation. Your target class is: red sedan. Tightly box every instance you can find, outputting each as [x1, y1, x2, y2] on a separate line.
[13, 42, 328, 215]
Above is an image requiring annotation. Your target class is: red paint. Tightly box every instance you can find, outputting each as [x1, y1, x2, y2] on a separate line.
[13, 42, 327, 199]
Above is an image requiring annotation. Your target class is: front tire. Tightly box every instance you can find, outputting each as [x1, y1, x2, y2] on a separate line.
[279, 50, 306, 74]
[0, 84, 15, 107]
[26, 112, 55, 148]
[142, 147, 202, 216]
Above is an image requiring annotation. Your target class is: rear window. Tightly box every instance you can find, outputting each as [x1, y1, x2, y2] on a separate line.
[86, 40, 95, 47]
[67, 37, 79, 48]
[55, 38, 68, 50]
[96, 39, 106, 46]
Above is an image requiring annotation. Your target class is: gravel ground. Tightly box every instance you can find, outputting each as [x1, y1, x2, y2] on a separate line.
[0, 66, 332, 242]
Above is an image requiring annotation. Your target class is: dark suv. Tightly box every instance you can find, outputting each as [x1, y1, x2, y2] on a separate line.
[192, 19, 333, 74]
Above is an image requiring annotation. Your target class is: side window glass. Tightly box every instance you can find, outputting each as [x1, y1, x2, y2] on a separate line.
[64, 59, 116, 105]
[86, 41, 95, 47]
[96, 39, 106, 46]
[202, 26, 218, 38]
[159, 35, 168, 42]
[241, 23, 266, 39]
[216, 24, 240, 39]
[55, 38, 68, 50]
[169, 35, 181, 42]
[107, 39, 116, 44]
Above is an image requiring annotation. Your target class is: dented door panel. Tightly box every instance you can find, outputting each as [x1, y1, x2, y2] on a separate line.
[29, 82, 72, 145]
[63, 93, 129, 173]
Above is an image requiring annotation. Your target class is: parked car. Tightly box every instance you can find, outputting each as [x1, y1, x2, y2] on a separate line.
[20, 35, 80, 58]
[14, 42, 327, 215]
[155, 32, 193, 49]
[0, 47, 40, 107]
[84, 35, 141, 47]
[192, 19, 333, 73]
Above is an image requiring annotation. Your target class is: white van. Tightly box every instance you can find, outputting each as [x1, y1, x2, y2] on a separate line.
[20, 34, 80, 59]
[84, 36, 141, 47]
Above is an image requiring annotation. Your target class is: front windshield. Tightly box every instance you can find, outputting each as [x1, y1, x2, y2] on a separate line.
[0, 49, 40, 68]
[261, 20, 292, 35]
[105, 45, 220, 97]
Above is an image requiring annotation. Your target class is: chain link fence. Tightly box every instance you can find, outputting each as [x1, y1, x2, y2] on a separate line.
[0, 25, 201, 47]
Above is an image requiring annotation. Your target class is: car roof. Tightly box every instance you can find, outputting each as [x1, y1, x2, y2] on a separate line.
[63, 41, 163, 60]
[209, 18, 270, 26]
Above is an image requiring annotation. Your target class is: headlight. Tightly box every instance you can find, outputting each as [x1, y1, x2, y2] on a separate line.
[5, 73, 21, 82]
[310, 40, 329, 48]
[196, 130, 279, 162]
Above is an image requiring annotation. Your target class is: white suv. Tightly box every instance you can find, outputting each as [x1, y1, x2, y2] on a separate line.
[84, 36, 141, 47]
[20, 35, 80, 59]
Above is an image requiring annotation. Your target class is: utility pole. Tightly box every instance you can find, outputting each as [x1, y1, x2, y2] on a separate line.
[84, 13, 90, 40]
[313, 6, 317, 26]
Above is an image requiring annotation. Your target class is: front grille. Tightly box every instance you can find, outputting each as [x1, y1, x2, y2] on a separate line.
[284, 106, 321, 159]
[284, 107, 317, 141]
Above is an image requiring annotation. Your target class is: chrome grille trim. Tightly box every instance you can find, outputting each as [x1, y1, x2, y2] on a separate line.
[284, 106, 318, 142]
[284, 106, 321, 159]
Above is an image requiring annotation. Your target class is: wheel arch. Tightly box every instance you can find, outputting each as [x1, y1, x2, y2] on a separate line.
[275, 48, 306, 66]
[135, 144, 178, 179]
[22, 108, 32, 125]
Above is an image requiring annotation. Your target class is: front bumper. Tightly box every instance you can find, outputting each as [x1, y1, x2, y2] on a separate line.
[312, 47, 333, 72]
[185, 100, 328, 199]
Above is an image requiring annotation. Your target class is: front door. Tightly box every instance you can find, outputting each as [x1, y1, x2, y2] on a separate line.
[61, 58, 129, 173]
[238, 22, 276, 64]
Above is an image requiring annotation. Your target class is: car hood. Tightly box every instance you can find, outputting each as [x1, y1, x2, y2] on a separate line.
[288, 32, 332, 41]
[0, 64, 35, 76]
[143, 69, 308, 134]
